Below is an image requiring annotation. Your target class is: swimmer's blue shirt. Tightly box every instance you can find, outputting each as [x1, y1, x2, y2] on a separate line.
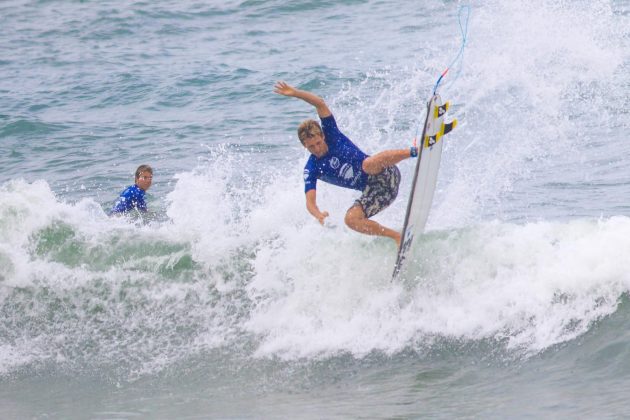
[111, 185, 147, 214]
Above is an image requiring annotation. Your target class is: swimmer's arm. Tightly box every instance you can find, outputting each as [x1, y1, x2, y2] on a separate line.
[305, 189, 329, 225]
[274, 81, 331, 118]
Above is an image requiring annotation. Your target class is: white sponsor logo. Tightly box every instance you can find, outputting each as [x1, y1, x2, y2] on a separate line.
[339, 163, 354, 181]
[329, 157, 340, 169]
[303, 169, 310, 181]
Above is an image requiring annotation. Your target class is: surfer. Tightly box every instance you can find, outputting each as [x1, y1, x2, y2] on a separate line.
[110, 164, 153, 214]
[274, 81, 417, 247]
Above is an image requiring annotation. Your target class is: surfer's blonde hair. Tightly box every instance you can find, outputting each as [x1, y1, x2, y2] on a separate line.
[297, 119, 323, 144]
[135, 164, 153, 179]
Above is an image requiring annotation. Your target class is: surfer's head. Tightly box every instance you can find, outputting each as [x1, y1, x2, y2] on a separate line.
[298, 119, 328, 158]
[135, 164, 153, 191]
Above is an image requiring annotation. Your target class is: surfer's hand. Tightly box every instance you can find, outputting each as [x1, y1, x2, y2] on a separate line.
[274, 81, 296, 97]
[316, 211, 329, 225]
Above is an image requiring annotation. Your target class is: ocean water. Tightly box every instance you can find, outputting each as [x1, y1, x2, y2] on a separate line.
[1, 0, 629, 418]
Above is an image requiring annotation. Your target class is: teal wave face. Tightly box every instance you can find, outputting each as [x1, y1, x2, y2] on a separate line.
[0, 119, 66, 138]
[32, 220, 197, 275]
[1, 217, 257, 382]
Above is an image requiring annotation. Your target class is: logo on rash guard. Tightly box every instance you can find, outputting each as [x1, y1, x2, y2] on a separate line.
[339, 163, 355, 182]
[329, 157, 340, 169]
[303, 169, 310, 181]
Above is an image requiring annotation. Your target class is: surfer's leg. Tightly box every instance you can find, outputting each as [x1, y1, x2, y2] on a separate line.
[346, 166, 402, 247]
[345, 205, 401, 247]
[362, 149, 413, 175]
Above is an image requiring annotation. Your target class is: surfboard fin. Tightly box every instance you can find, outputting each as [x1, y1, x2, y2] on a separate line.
[424, 134, 438, 148]
[435, 101, 450, 118]
[442, 119, 457, 135]
[424, 119, 457, 148]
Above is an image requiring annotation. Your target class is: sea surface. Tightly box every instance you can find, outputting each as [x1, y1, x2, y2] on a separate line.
[1, 0, 630, 418]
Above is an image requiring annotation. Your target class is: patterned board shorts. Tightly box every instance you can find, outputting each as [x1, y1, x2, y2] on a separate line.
[352, 165, 401, 218]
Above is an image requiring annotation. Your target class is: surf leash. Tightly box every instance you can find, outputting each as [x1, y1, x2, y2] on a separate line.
[432, 5, 471, 95]
[410, 5, 470, 153]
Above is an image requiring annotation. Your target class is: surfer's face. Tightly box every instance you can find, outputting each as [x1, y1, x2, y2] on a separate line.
[136, 171, 153, 191]
[303, 134, 328, 158]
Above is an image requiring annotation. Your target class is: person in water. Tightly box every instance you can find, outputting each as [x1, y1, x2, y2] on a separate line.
[274, 81, 417, 247]
[110, 164, 153, 214]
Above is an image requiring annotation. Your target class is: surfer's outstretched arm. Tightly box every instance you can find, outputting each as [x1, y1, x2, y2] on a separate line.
[274, 81, 331, 118]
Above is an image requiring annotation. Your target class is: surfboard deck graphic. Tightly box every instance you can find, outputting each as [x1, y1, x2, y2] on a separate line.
[392, 94, 456, 280]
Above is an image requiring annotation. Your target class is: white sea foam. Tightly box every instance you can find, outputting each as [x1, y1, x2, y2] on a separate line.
[243, 217, 630, 359]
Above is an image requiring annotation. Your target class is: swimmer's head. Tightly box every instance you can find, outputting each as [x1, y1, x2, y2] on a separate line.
[135, 164, 153, 191]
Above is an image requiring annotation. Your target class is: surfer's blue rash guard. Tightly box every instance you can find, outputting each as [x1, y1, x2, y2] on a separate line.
[110, 184, 147, 214]
[303, 115, 369, 193]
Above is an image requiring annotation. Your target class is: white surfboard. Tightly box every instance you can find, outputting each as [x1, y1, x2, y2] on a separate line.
[392, 94, 456, 280]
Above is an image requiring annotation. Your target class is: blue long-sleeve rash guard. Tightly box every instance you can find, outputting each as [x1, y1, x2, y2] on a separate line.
[110, 184, 147, 214]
